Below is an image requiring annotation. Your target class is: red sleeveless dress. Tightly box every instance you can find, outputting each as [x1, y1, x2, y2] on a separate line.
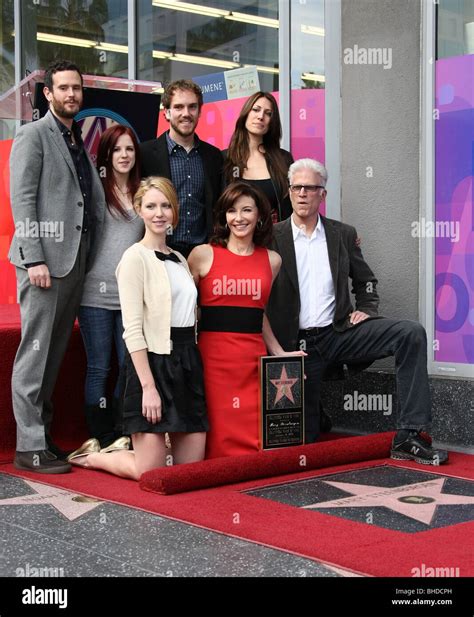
[198, 245, 273, 459]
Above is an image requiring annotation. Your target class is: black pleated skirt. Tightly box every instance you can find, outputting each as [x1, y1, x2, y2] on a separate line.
[122, 327, 208, 434]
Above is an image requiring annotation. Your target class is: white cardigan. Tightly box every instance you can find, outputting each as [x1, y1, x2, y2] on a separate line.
[116, 243, 194, 355]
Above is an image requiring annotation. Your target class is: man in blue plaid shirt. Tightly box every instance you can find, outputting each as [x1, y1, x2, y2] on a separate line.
[141, 80, 223, 258]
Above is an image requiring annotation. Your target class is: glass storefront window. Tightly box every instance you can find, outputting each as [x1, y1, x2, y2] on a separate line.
[138, 0, 279, 92]
[437, 0, 474, 58]
[21, 0, 129, 79]
[0, 0, 14, 96]
[291, 0, 324, 91]
[290, 0, 325, 192]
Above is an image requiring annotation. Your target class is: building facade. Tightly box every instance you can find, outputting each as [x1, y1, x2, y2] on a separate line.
[0, 0, 472, 448]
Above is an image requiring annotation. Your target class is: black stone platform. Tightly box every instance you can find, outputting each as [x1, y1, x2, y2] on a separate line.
[320, 371, 473, 451]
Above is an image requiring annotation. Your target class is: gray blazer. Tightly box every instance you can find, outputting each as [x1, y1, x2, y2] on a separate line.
[8, 110, 105, 277]
[266, 215, 380, 377]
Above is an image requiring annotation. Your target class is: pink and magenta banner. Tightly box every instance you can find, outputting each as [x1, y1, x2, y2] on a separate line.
[435, 54, 474, 365]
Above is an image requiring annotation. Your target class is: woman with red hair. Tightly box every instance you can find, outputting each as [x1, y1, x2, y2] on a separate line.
[76, 125, 143, 452]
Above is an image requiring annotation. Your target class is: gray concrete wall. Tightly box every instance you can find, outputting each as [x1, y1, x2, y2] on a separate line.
[341, 0, 421, 325]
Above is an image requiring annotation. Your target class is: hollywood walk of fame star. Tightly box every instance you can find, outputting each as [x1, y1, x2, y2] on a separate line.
[302, 477, 474, 525]
[0, 480, 102, 521]
[270, 365, 299, 405]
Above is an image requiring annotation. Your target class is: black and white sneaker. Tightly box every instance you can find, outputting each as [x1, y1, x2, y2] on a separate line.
[391, 432, 449, 466]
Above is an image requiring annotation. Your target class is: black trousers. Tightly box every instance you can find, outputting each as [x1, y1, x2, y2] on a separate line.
[301, 318, 431, 443]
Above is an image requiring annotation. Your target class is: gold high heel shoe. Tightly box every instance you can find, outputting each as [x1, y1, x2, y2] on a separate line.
[99, 436, 130, 453]
[67, 438, 100, 464]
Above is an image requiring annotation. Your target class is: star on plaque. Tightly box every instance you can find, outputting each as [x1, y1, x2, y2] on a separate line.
[0, 480, 102, 521]
[270, 365, 299, 405]
[303, 477, 474, 525]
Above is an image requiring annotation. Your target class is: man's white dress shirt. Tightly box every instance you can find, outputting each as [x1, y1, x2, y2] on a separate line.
[291, 214, 336, 328]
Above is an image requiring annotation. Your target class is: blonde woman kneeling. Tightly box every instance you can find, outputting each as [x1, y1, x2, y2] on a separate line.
[68, 177, 208, 479]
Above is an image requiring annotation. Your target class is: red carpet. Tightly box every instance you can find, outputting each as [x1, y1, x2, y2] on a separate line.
[140, 432, 393, 494]
[2, 433, 473, 578]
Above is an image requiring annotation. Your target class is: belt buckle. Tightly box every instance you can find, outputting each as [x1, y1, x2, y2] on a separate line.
[304, 326, 325, 336]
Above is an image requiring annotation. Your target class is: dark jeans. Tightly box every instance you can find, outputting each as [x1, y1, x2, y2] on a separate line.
[78, 307, 126, 406]
[301, 318, 431, 443]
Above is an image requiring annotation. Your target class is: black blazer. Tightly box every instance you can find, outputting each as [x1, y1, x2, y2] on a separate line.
[222, 147, 294, 221]
[266, 215, 380, 353]
[140, 132, 224, 235]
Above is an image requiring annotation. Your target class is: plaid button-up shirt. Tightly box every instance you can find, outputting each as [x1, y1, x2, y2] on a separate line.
[166, 131, 206, 246]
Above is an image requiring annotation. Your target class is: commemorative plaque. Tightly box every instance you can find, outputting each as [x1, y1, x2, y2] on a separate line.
[259, 355, 305, 450]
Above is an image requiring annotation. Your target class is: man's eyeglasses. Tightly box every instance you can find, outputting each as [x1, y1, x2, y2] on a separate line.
[289, 185, 326, 194]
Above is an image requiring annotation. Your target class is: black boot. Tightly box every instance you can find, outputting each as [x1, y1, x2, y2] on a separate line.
[84, 403, 116, 449]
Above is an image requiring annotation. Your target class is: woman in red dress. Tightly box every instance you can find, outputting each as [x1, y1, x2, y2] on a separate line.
[188, 182, 304, 459]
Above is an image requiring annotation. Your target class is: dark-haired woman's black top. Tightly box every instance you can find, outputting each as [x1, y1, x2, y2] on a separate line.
[222, 148, 294, 223]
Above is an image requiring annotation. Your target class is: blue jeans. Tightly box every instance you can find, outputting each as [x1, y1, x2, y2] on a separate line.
[78, 306, 126, 406]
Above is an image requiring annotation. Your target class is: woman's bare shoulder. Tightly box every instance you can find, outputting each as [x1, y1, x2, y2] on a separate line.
[188, 243, 213, 261]
[266, 248, 282, 268]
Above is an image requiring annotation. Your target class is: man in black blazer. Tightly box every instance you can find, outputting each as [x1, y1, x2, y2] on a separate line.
[266, 158, 447, 465]
[140, 80, 223, 257]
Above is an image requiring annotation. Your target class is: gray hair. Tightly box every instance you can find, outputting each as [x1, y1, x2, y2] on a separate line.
[288, 158, 328, 187]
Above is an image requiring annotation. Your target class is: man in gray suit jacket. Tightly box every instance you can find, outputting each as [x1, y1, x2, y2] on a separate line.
[266, 158, 447, 466]
[9, 60, 105, 473]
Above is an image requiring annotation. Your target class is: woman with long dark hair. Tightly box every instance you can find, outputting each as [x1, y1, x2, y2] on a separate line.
[73, 125, 144, 453]
[223, 92, 294, 223]
[188, 182, 304, 459]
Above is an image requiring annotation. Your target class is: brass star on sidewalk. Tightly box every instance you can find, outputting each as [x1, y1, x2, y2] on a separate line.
[270, 365, 299, 405]
[303, 478, 474, 525]
[1, 480, 102, 521]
